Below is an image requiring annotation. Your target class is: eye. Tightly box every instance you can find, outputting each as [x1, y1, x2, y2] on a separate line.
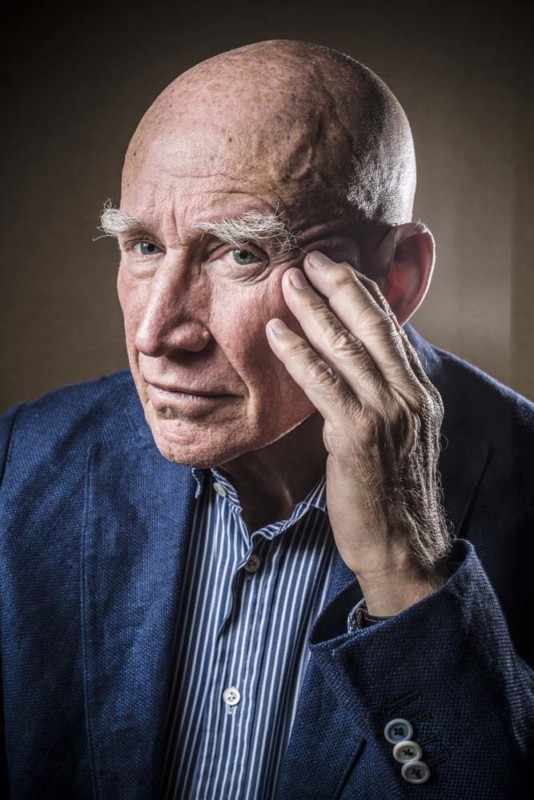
[135, 241, 162, 256]
[231, 248, 259, 266]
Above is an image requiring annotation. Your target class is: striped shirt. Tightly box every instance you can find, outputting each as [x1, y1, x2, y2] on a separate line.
[160, 466, 337, 799]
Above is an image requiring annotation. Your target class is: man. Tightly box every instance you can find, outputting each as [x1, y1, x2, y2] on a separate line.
[0, 39, 532, 799]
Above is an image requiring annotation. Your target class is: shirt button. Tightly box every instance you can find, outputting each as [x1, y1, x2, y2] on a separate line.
[213, 482, 227, 498]
[383, 718, 414, 743]
[401, 760, 431, 784]
[393, 740, 423, 763]
[222, 686, 241, 707]
[244, 554, 261, 573]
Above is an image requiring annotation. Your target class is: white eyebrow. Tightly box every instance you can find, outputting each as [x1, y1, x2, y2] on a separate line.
[97, 202, 298, 257]
[97, 201, 145, 238]
[196, 211, 298, 256]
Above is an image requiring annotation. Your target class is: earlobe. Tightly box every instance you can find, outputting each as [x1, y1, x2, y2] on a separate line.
[379, 223, 435, 326]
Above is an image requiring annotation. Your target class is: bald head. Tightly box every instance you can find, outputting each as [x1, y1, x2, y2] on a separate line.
[124, 40, 416, 228]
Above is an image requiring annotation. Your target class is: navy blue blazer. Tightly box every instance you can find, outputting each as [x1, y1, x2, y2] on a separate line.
[1, 327, 533, 799]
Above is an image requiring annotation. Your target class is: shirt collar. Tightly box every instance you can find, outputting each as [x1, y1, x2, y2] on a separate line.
[191, 467, 240, 505]
[191, 467, 327, 515]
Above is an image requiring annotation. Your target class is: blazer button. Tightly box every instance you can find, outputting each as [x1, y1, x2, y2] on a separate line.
[401, 760, 431, 784]
[393, 740, 423, 763]
[384, 718, 414, 743]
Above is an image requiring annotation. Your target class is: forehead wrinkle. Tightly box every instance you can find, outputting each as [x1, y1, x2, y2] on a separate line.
[195, 210, 298, 256]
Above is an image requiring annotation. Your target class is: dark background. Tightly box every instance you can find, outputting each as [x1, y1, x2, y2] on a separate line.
[1, 0, 533, 412]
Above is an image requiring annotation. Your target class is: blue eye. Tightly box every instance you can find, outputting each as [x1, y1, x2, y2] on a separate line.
[137, 241, 161, 256]
[231, 249, 257, 265]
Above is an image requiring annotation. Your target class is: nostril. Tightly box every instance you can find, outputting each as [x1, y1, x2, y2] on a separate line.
[135, 319, 211, 356]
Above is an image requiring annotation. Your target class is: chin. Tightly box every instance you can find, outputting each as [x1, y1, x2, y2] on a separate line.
[149, 407, 318, 470]
[152, 433, 264, 470]
[146, 414, 252, 468]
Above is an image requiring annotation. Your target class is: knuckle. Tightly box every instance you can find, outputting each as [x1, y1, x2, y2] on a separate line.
[307, 358, 341, 389]
[326, 265, 358, 295]
[357, 304, 395, 338]
[309, 301, 337, 328]
[289, 338, 314, 361]
[329, 327, 367, 359]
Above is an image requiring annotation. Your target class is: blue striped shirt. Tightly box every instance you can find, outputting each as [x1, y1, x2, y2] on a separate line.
[160, 466, 337, 799]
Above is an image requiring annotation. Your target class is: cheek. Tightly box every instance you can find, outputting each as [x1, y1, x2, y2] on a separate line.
[117, 268, 145, 343]
[211, 281, 306, 399]
[212, 279, 286, 357]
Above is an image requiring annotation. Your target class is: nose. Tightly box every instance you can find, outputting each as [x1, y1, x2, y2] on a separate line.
[133, 259, 212, 357]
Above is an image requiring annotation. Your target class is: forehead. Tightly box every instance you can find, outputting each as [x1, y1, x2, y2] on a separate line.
[121, 98, 356, 233]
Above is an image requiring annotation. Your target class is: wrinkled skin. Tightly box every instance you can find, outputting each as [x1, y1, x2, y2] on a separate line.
[117, 40, 450, 615]
[267, 253, 450, 611]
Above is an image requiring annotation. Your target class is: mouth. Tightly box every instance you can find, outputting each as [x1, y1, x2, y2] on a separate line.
[145, 381, 236, 411]
[147, 381, 229, 397]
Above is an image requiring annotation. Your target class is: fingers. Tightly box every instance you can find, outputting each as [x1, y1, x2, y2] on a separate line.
[266, 318, 360, 422]
[325, 258, 440, 403]
[280, 257, 421, 407]
[267, 252, 448, 578]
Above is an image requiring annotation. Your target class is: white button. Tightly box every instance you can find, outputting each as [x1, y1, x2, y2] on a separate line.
[393, 740, 423, 763]
[401, 760, 430, 784]
[384, 718, 414, 743]
[244, 554, 261, 573]
[222, 686, 241, 707]
[213, 482, 227, 497]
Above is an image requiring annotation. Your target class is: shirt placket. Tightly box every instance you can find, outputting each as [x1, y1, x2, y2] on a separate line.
[194, 500, 268, 797]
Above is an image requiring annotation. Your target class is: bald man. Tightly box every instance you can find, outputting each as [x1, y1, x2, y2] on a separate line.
[0, 40, 533, 799]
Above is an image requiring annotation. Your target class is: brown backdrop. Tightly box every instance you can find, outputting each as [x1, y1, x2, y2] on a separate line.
[1, 0, 532, 413]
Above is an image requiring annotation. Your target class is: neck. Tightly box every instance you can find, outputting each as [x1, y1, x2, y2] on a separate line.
[220, 412, 327, 531]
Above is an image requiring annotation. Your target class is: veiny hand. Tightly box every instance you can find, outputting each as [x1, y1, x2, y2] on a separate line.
[266, 251, 452, 617]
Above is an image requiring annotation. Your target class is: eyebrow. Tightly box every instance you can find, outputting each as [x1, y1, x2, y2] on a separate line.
[196, 211, 298, 256]
[98, 203, 151, 239]
[98, 203, 299, 257]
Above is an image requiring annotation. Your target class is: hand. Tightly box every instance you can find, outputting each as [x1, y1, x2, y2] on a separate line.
[266, 251, 452, 617]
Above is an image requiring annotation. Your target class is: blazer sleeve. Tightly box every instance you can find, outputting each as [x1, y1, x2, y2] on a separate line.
[309, 539, 534, 798]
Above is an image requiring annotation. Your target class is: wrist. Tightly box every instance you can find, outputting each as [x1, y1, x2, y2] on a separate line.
[357, 561, 449, 617]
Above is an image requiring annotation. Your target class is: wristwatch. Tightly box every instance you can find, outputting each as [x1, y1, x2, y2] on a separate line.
[347, 598, 392, 632]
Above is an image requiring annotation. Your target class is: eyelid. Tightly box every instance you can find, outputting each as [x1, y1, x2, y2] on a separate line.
[210, 240, 267, 262]
[120, 237, 165, 254]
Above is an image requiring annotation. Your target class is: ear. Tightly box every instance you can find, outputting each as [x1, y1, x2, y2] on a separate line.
[373, 222, 435, 326]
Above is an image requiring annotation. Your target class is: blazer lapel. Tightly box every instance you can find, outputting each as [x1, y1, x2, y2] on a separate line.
[438, 427, 490, 537]
[81, 437, 196, 799]
[405, 324, 492, 538]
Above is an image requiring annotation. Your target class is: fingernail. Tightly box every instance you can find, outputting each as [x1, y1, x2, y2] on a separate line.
[268, 319, 289, 335]
[307, 250, 334, 269]
[289, 269, 310, 289]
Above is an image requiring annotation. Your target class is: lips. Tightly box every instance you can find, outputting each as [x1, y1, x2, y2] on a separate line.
[148, 381, 219, 397]
[146, 380, 229, 397]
